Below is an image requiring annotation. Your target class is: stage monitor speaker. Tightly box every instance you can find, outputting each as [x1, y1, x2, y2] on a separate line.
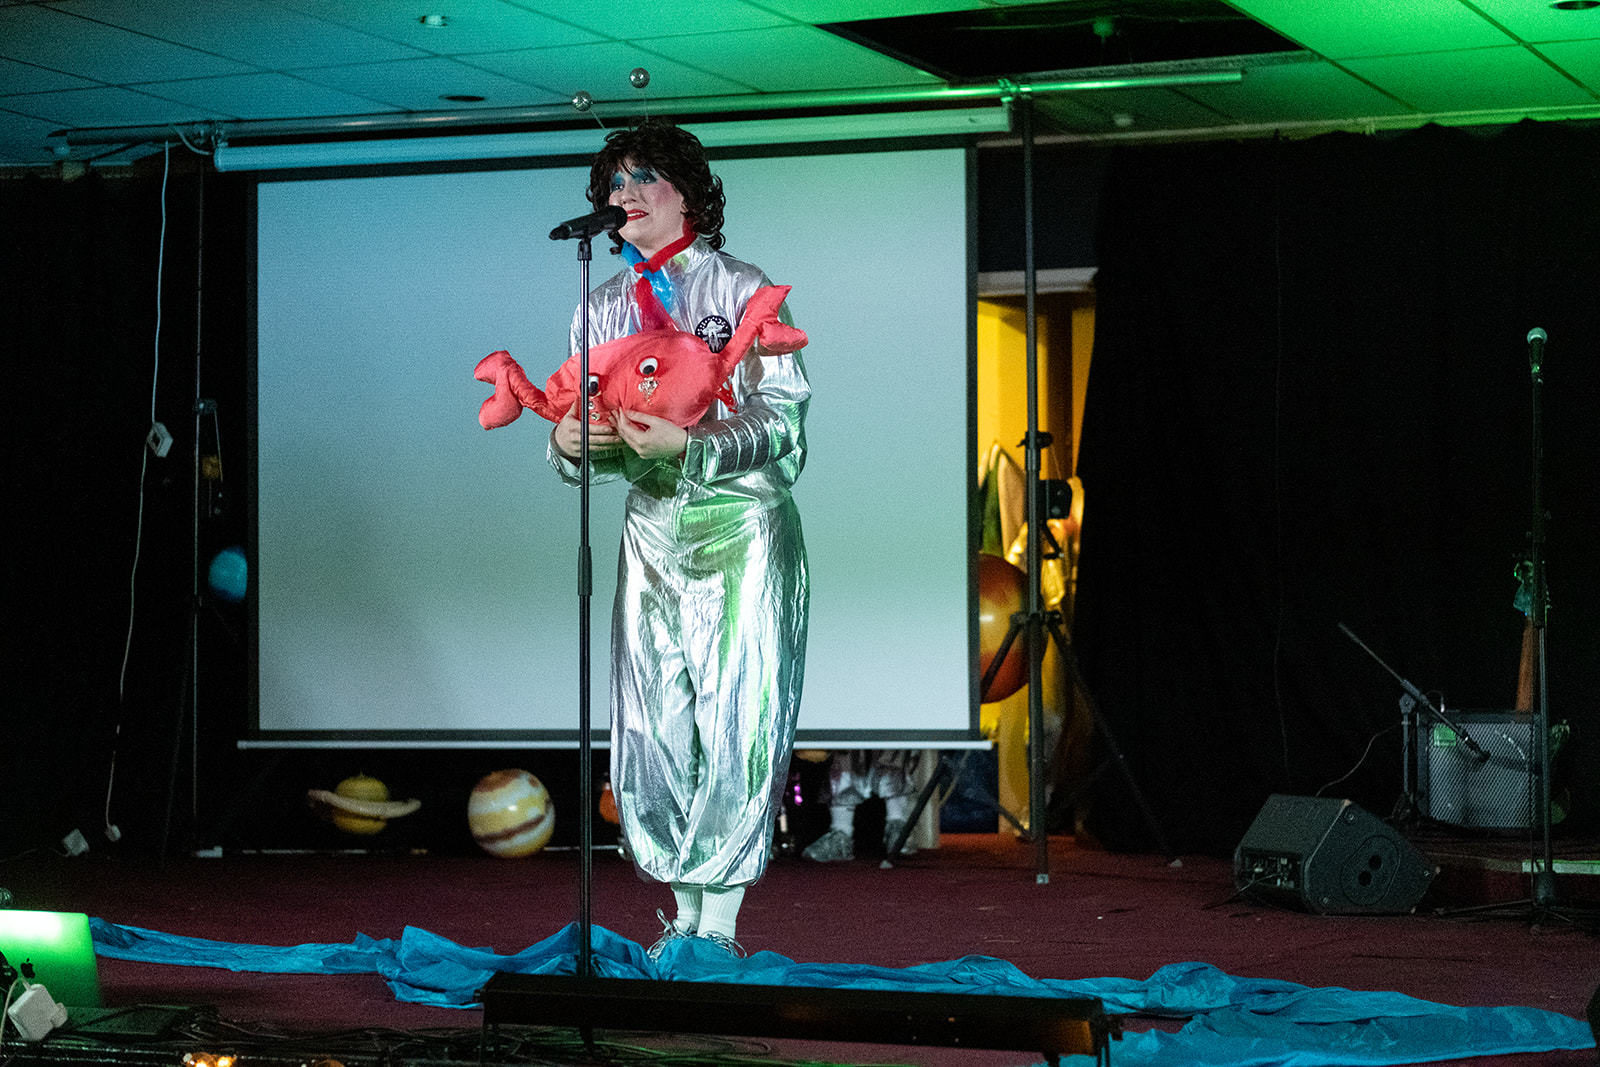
[1233, 794, 1435, 915]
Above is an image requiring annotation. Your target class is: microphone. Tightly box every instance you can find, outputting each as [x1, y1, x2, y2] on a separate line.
[549, 205, 626, 241]
[1527, 327, 1546, 375]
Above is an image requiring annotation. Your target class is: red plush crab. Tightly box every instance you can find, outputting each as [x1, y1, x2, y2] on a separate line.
[475, 285, 806, 432]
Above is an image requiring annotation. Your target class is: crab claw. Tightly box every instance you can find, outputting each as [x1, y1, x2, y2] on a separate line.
[476, 350, 542, 429]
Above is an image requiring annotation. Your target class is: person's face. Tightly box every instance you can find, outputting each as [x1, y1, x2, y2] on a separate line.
[608, 160, 687, 257]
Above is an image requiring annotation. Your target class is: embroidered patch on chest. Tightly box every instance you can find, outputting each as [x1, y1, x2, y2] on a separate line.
[695, 314, 733, 353]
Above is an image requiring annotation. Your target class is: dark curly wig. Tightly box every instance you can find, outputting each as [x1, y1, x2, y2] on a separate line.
[586, 119, 726, 254]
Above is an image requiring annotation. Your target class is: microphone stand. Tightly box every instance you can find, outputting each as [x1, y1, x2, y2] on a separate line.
[549, 207, 621, 982]
[1526, 328, 1556, 909]
[573, 231, 597, 980]
[1432, 329, 1587, 923]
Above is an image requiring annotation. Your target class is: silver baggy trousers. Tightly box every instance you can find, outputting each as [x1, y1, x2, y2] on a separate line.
[611, 486, 808, 887]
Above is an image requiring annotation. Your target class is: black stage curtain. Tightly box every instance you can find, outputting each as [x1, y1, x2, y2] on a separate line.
[2, 162, 250, 856]
[1073, 121, 1600, 856]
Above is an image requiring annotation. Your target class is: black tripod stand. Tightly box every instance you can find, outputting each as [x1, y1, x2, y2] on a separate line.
[885, 96, 1172, 881]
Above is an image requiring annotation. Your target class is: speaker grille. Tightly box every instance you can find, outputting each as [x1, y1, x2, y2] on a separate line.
[1418, 713, 1534, 830]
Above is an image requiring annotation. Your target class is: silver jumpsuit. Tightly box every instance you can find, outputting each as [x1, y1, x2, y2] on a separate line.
[549, 237, 810, 888]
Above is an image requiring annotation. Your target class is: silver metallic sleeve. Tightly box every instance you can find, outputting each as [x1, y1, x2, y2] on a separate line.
[682, 300, 809, 488]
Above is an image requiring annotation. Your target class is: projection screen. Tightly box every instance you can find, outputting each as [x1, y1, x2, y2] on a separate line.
[252, 142, 974, 744]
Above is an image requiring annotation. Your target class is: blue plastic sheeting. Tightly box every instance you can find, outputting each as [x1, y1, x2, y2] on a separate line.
[92, 919, 1593, 1067]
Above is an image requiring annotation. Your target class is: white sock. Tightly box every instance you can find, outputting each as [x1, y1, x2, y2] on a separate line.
[829, 803, 856, 833]
[671, 883, 702, 933]
[884, 794, 911, 823]
[697, 886, 746, 940]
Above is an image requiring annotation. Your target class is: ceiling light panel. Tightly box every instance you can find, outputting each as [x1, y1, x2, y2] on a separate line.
[273, 0, 605, 55]
[296, 56, 568, 111]
[1226, 0, 1515, 59]
[1343, 45, 1599, 112]
[3, 5, 249, 82]
[640, 25, 944, 93]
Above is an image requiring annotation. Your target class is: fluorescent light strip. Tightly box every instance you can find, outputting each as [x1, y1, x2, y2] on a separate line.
[212, 107, 1009, 172]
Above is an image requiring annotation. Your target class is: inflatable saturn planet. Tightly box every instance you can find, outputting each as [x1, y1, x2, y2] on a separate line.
[307, 774, 422, 836]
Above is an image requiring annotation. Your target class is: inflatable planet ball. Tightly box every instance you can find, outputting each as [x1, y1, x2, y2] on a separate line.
[329, 774, 390, 835]
[468, 769, 555, 858]
[306, 774, 422, 836]
[208, 545, 248, 603]
[977, 553, 1028, 702]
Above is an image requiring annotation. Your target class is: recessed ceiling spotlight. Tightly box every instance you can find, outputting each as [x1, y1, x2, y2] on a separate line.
[419, 14, 448, 28]
[440, 94, 485, 102]
[1551, 0, 1599, 9]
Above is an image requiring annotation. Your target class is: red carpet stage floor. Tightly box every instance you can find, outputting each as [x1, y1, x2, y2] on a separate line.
[2, 833, 1596, 1066]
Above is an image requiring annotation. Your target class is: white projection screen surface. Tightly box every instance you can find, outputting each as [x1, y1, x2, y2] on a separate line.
[253, 144, 973, 744]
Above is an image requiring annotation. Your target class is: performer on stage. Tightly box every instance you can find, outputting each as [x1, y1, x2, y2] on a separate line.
[549, 120, 810, 959]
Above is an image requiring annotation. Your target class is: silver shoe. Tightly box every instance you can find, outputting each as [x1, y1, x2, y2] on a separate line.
[801, 828, 854, 862]
[645, 908, 693, 960]
[696, 930, 748, 958]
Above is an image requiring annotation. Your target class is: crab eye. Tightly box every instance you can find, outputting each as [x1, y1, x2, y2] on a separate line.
[587, 374, 600, 396]
[638, 357, 659, 376]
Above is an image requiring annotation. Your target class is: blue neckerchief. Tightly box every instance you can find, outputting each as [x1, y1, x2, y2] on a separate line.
[622, 242, 676, 311]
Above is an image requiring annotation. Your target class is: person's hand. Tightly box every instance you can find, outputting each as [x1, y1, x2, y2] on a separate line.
[615, 409, 688, 460]
[553, 401, 620, 460]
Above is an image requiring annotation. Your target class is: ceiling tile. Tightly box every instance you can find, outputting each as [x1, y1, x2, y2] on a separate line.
[137, 73, 404, 120]
[507, 0, 795, 39]
[0, 58, 98, 95]
[1225, 0, 1514, 59]
[1343, 46, 1600, 113]
[1466, 0, 1600, 43]
[641, 25, 943, 93]
[754, 0, 992, 20]
[464, 40, 752, 100]
[1537, 39, 1600, 91]
[1182, 58, 1412, 125]
[41, 0, 425, 69]
[297, 56, 568, 111]
[272, 0, 603, 55]
[0, 107, 74, 162]
[0, 5, 252, 83]
[6, 85, 213, 130]
[1047, 83, 1235, 131]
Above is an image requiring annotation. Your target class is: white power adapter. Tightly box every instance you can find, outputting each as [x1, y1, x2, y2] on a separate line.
[7, 984, 68, 1042]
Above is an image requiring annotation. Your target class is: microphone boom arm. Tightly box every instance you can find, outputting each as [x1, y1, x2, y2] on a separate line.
[1338, 623, 1491, 764]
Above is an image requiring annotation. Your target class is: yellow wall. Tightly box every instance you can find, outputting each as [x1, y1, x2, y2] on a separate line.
[974, 291, 1094, 832]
